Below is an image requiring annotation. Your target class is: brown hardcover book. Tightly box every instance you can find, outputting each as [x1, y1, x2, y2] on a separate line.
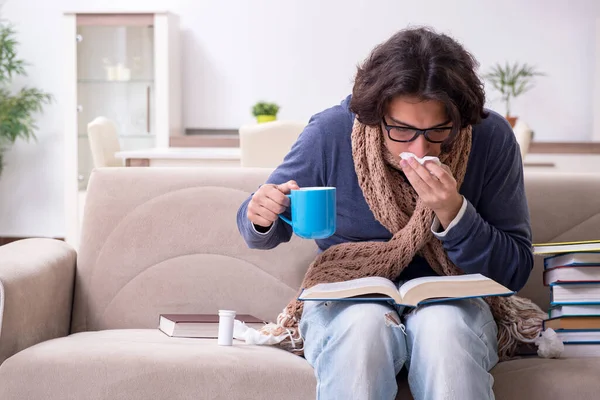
[158, 314, 265, 338]
[543, 316, 600, 331]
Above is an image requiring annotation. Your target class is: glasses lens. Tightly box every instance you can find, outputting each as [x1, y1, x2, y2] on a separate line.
[426, 128, 452, 142]
[388, 127, 417, 142]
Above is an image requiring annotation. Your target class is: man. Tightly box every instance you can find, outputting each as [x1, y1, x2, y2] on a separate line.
[236, 27, 537, 400]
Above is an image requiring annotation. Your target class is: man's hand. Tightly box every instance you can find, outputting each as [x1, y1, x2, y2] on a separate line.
[247, 180, 300, 228]
[400, 157, 463, 229]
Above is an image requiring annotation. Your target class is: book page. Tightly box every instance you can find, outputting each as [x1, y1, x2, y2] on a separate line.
[298, 276, 403, 304]
[399, 273, 512, 306]
[303, 276, 398, 295]
[399, 273, 487, 299]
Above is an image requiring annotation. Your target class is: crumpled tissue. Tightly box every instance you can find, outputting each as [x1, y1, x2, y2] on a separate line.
[233, 320, 290, 345]
[399, 152, 442, 167]
[534, 328, 564, 358]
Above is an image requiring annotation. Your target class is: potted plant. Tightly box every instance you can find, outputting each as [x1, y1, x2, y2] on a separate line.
[0, 23, 52, 176]
[483, 62, 544, 127]
[252, 101, 280, 123]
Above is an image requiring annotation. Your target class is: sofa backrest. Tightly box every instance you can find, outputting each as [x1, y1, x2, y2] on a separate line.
[71, 167, 600, 332]
[520, 170, 600, 309]
[71, 167, 318, 333]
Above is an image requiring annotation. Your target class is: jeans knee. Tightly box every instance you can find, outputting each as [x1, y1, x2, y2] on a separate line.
[303, 302, 407, 364]
[406, 300, 498, 367]
[336, 302, 400, 335]
[408, 300, 494, 336]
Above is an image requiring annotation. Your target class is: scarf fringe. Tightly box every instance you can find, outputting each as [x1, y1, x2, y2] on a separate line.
[257, 304, 305, 355]
[489, 295, 546, 361]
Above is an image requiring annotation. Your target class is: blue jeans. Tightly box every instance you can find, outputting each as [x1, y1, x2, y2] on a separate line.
[299, 298, 499, 400]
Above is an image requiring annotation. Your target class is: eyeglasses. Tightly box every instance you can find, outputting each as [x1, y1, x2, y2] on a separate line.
[382, 118, 453, 143]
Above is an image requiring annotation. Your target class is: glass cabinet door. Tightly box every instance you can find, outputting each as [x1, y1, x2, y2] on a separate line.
[76, 22, 155, 190]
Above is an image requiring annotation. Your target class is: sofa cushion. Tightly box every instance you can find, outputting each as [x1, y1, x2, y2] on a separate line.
[0, 329, 316, 400]
[394, 356, 600, 400]
[1, 329, 599, 400]
[492, 357, 600, 400]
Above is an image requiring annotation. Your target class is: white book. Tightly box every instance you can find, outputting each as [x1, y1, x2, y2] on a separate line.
[551, 283, 600, 304]
[544, 266, 600, 286]
[298, 273, 513, 308]
[544, 252, 600, 270]
[556, 330, 600, 343]
[550, 304, 600, 318]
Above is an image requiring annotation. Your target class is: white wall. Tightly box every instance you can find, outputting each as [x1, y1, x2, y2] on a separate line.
[1, 0, 600, 237]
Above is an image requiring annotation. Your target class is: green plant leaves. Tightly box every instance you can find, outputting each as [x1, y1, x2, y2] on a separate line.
[0, 25, 26, 83]
[252, 101, 280, 117]
[0, 86, 52, 144]
[482, 62, 544, 116]
[0, 23, 52, 150]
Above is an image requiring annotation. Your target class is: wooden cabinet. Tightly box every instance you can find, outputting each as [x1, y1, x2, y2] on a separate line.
[63, 12, 181, 247]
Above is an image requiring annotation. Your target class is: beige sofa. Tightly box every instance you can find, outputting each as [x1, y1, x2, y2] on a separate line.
[1, 167, 599, 400]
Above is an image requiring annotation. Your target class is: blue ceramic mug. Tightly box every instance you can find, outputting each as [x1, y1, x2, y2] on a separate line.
[279, 187, 336, 239]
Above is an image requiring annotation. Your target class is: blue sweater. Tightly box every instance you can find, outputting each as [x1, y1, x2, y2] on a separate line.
[236, 95, 534, 292]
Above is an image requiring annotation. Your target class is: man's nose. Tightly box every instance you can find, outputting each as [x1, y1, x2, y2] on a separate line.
[408, 134, 430, 158]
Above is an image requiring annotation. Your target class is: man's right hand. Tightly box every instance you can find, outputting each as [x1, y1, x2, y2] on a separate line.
[247, 180, 299, 228]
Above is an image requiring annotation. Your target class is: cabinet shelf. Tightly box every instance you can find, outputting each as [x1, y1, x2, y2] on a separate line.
[78, 133, 156, 138]
[78, 79, 154, 84]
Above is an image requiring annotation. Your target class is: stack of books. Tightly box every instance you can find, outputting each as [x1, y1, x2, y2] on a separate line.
[534, 240, 600, 358]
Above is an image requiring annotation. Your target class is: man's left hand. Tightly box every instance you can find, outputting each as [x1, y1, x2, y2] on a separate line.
[400, 157, 463, 229]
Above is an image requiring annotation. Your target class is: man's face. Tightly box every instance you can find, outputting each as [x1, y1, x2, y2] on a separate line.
[381, 95, 451, 159]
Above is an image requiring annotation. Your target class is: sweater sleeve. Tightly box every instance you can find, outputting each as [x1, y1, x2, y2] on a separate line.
[236, 115, 329, 250]
[435, 121, 534, 292]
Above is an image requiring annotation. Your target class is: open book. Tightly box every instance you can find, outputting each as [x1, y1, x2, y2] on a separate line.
[298, 273, 513, 307]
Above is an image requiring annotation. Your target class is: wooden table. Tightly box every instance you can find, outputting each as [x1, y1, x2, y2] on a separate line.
[523, 162, 556, 168]
[114, 147, 241, 167]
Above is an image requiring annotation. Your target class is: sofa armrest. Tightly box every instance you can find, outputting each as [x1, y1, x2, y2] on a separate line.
[0, 238, 76, 364]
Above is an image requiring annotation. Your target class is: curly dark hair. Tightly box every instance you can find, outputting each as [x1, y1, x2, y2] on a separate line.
[350, 27, 487, 136]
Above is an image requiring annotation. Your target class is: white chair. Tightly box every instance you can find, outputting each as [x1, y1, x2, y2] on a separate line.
[512, 120, 534, 160]
[86, 116, 123, 168]
[239, 120, 306, 168]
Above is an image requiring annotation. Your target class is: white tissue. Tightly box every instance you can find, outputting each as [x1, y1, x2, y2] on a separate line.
[534, 328, 564, 358]
[232, 320, 290, 345]
[399, 152, 441, 167]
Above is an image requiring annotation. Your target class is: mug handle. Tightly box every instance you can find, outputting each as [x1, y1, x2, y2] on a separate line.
[278, 195, 292, 225]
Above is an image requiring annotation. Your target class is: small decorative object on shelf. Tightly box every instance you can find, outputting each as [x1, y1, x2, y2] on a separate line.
[483, 62, 544, 127]
[102, 58, 131, 81]
[252, 101, 280, 123]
